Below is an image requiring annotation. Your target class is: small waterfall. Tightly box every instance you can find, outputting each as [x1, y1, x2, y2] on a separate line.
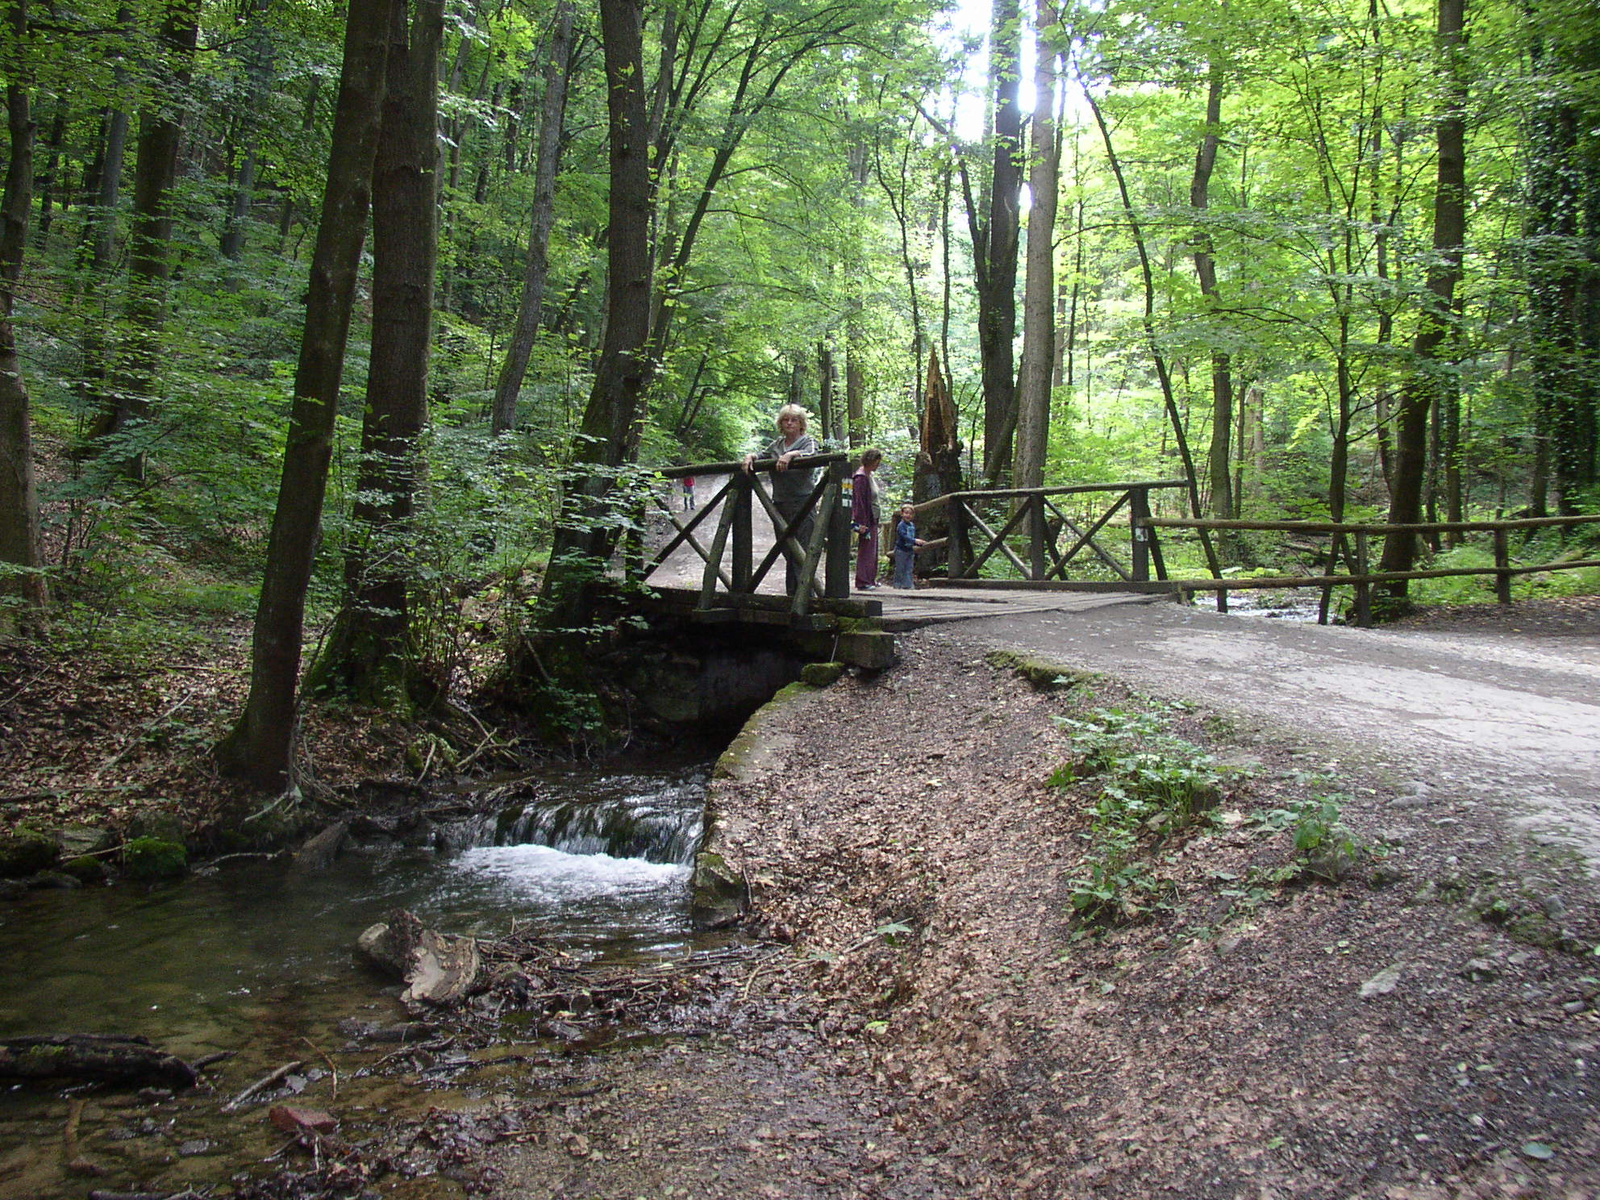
[437, 769, 706, 866]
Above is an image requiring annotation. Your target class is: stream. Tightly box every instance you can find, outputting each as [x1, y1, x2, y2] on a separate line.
[0, 753, 716, 1199]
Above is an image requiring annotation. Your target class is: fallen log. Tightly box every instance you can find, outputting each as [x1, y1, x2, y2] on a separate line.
[0, 1034, 198, 1089]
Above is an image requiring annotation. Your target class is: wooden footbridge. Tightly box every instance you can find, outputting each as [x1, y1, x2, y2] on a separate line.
[617, 457, 1184, 665]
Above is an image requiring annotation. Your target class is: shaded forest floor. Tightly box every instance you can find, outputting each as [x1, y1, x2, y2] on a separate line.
[3, 596, 1600, 1199]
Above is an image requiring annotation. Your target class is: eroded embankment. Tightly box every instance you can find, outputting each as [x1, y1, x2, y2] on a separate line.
[693, 627, 1600, 1199]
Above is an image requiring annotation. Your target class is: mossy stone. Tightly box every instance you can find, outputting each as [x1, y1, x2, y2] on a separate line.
[62, 856, 108, 884]
[123, 836, 189, 881]
[0, 828, 59, 878]
[800, 661, 846, 687]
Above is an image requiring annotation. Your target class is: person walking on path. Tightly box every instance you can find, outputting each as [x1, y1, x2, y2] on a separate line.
[681, 475, 696, 511]
[892, 502, 925, 589]
[742, 404, 818, 594]
[852, 448, 884, 590]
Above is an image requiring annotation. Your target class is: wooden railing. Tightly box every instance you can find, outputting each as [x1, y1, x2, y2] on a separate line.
[634, 454, 853, 617]
[1141, 514, 1600, 626]
[913, 480, 1189, 586]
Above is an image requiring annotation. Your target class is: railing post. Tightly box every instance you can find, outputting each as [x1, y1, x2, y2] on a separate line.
[732, 471, 753, 596]
[1029, 494, 1047, 581]
[1129, 487, 1150, 583]
[1353, 530, 1372, 627]
[1494, 528, 1511, 605]
[948, 500, 967, 580]
[824, 460, 851, 599]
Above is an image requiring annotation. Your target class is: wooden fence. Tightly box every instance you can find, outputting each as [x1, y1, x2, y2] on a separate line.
[912, 480, 1189, 586]
[1142, 514, 1600, 626]
[635, 455, 853, 617]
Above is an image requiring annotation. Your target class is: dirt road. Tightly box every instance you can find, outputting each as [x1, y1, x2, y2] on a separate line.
[959, 596, 1600, 872]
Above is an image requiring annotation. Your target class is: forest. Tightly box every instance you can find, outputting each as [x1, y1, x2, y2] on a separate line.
[1, 0, 1598, 781]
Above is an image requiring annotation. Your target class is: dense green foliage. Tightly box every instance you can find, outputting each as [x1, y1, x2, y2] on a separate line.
[1, 0, 1596, 659]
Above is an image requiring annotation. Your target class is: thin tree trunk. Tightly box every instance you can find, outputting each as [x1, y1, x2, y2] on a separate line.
[490, 0, 575, 435]
[33, 95, 65, 241]
[216, 0, 398, 788]
[1380, 0, 1466, 593]
[1191, 58, 1234, 521]
[846, 140, 867, 447]
[1013, 0, 1058, 492]
[0, 0, 48, 619]
[88, 0, 200, 476]
[817, 339, 835, 442]
[1082, 78, 1221, 580]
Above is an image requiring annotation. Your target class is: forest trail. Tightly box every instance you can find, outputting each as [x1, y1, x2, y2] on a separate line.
[960, 597, 1600, 872]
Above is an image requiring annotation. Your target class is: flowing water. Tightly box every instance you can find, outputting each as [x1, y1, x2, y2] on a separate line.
[0, 754, 714, 1199]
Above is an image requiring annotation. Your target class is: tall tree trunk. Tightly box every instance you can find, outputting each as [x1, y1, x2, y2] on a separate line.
[75, 6, 133, 428]
[33, 95, 65, 241]
[1083, 80, 1221, 580]
[1190, 58, 1234, 520]
[490, 0, 575, 435]
[221, 0, 275, 266]
[88, 0, 200, 476]
[1013, 0, 1058, 492]
[216, 0, 398, 788]
[817, 338, 835, 443]
[972, 0, 1022, 485]
[846, 140, 868, 447]
[1380, 0, 1466, 594]
[538, 0, 652, 631]
[1526, 13, 1598, 515]
[313, 0, 445, 703]
[0, 0, 47, 620]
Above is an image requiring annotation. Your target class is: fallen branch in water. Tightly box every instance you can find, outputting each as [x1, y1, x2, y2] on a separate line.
[222, 1059, 304, 1112]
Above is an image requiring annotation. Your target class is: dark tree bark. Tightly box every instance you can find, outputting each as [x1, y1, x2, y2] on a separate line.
[216, 0, 399, 789]
[1380, 0, 1467, 592]
[966, 0, 1023, 485]
[313, 0, 445, 703]
[1526, 7, 1600, 515]
[87, 0, 200, 476]
[490, 0, 575, 436]
[538, 0, 652, 630]
[0, 0, 47, 620]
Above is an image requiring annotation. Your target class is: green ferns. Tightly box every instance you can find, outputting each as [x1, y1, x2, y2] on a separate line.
[1052, 707, 1231, 925]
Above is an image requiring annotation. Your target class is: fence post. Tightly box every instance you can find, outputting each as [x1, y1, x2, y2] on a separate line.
[732, 472, 753, 596]
[1129, 487, 1150, 582]
[824, 460, 851, 599]
[1353, 530, 1372, 627]
[1029, 494, 1047, 581]
[948, 500, 967, 580]
[1494, 527, 1511, 605]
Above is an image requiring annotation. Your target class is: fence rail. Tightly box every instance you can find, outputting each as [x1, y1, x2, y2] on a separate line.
[1142, 514, 1600, 626]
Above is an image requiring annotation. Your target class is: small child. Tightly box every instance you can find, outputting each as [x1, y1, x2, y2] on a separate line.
[892, 503, 925, 589]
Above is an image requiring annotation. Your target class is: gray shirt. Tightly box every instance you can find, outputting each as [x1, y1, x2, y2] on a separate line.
[760, 432, 819, 507]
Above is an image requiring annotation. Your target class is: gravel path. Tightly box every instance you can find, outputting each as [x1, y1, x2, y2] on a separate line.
[955, 594, 1600, 872]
